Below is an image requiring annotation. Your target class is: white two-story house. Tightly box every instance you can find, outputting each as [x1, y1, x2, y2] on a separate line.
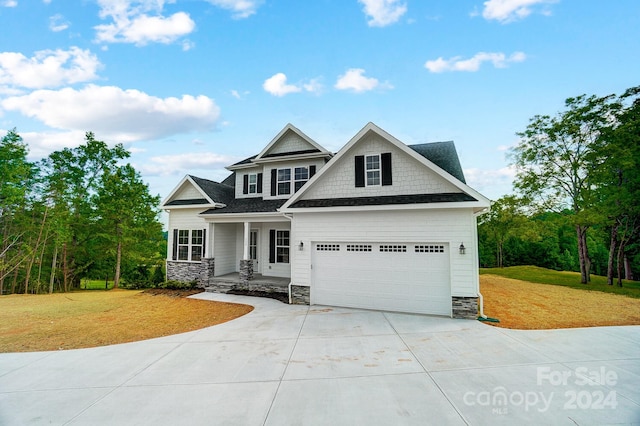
[162, 122, 490, 318]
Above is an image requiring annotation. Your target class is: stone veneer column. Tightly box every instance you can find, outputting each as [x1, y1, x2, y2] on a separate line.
[290, 285, 310, 305]
[201, 258, 215, 287]
[239, 259, 253, 283]
[451, 296, 478, 319]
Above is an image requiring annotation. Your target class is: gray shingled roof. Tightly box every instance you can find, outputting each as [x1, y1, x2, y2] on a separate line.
[188, 175, 235, 204]
[164, 198, 209, 206]
[201, 198, 286, 215]
[290, 193, 476, 209]
[221, 172, 235, 188]
[408, 141, 466, 183]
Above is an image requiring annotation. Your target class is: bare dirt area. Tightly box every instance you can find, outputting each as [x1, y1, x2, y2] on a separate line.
[0, 289, 253, 352]
[481, 275, 640, 329]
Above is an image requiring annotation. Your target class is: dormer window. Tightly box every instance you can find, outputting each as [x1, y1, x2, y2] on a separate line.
[365, 155, 380, 186]
[242, 172, 262, 195]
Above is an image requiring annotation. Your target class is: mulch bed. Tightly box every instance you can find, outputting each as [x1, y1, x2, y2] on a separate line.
[227, 289, 289, 304]
[142, 288, 205, 298]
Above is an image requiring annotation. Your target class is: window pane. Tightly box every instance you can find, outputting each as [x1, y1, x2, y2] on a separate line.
[278, 182, 291, 195]
[276, 247, 289, 263]
[276, 230, 289, 245]
[178, 230, 189, 244]
[191, 246, 202, 261]
[294, 181, 306, 192]
[192, 229, 203, 245]
[249, 174, 257, 184]
[277, 169, 291, 181]
[294, 167, 308, 180]
[367, 171, 380, 186]
[178, 246, 189, 261]
[366, 155, 379, 170]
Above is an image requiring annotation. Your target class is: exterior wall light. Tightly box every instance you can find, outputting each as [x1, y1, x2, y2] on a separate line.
[459, 243, 466, 255]
[298, 241, 304, 251]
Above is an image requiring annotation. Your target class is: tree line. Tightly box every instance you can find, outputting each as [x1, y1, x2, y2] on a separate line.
[0, 131, 165, 294]
[479, 86, 639, 286]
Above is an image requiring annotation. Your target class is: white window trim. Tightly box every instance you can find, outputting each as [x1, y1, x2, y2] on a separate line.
[365, 154, 381, 186]
[176, 229, 204, 262]
[277, 168, 292, 196]
[275, 229, 290, 264]
[248, 173, 258, 194]
[294, 166, 309, 193]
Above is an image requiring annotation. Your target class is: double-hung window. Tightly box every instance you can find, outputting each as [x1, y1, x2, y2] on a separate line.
[294, 167, 309, 192]
[248, 173, 258, 194]
[277, 168, 291, 195]
[276, 230, 290, 263]
[366, 154, 381, 186]
[175, 229, 204, 262]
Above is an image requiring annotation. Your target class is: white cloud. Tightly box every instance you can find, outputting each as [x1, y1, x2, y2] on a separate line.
[17, 130, 87, 160]
[230, 89, 250, 100]
[334, 68, 391, 93]
[358, 0, 407, 27]
[464, 165, 516, 198]
[137, 152, 238, 176]
[263, 73, 302, 97]
[303, 78, 323, 95]
[425, 51, 526, 73]
[49, 14, 70, 32]
[1, 1, 17, 7]
[95, 0, 195, 45]
[2, 84, 221, 142]
[482, 0, 557, 23]
[205, 0, 263, 19]
[0, 47, 101, 89]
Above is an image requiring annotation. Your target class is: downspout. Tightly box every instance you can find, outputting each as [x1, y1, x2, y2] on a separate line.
[283, 213, 294, 304]
[473, 207, 492, 322]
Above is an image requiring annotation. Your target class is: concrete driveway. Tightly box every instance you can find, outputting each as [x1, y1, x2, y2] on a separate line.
[1, 292, 639, 425]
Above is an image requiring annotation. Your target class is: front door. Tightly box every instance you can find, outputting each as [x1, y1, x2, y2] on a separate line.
[249, 229, 259, 272]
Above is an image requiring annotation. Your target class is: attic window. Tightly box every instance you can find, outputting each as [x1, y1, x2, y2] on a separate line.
[366, 155, 380, 186]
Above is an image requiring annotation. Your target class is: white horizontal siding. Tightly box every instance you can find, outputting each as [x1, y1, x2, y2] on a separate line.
[291, 209, 479, 297]
[235, 166, 263, 199]
[301, 132, 459, 200]
[213, 223, 238, 275]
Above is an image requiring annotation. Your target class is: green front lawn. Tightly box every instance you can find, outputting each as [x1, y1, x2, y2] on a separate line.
[480, 266, 640, 298]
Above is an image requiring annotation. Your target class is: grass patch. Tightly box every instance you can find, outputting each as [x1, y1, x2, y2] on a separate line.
[81, 279, 114, 290]
[0, 290, 253, 352]
[481, 275, 640, 329]
[480, 266, 640, 298]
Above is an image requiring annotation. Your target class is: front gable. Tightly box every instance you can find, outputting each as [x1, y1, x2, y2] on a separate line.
[162, 175, 232, 209]
[254, 124, 330, 161]
[282, 123, 490, 212]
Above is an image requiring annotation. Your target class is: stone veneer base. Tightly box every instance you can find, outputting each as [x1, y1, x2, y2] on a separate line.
[290, 285, 310, 305]
[451, 296, 478, 319]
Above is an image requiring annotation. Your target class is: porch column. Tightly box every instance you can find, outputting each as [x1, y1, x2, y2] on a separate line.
[239, 221, 253, 282]
[243, 222, 250, 260]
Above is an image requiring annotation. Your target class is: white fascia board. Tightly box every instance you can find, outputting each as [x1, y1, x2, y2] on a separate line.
[252, 152, 332, 164]
[226, 162, 260, 172]
[161, 175, 216, 206]
[198, 212, 290, 223]
[255, 123, 332, 160]
[282, 201, 490, 214]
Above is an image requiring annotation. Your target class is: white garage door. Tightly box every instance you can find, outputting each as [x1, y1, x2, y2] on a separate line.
[312, 242, 451, 316]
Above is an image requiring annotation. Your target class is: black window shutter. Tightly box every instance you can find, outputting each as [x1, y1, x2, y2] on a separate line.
[270, 169, 277, 196]
[309, 165, 316, 178]
[381, 152, 393, 186]
[202, 228, 206, 257]
[269, 229, 276, 263]
[257, 173, 263, 193]
[172, 229, 178, 260]
[243, 174, 249, 194]
[355, 155, 365, 187]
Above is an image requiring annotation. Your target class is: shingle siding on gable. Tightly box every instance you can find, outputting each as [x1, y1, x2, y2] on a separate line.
[175, 184, 202, 200]
[265, 130, 315, 156]
[301, 133, 460, 200]
[262, 158, 327, 200]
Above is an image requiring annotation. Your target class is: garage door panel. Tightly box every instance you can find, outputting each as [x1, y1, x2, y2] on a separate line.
[312, 242, 451, 316]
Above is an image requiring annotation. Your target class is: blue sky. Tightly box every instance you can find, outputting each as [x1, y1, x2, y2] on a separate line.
[1, 0, 638, 205]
